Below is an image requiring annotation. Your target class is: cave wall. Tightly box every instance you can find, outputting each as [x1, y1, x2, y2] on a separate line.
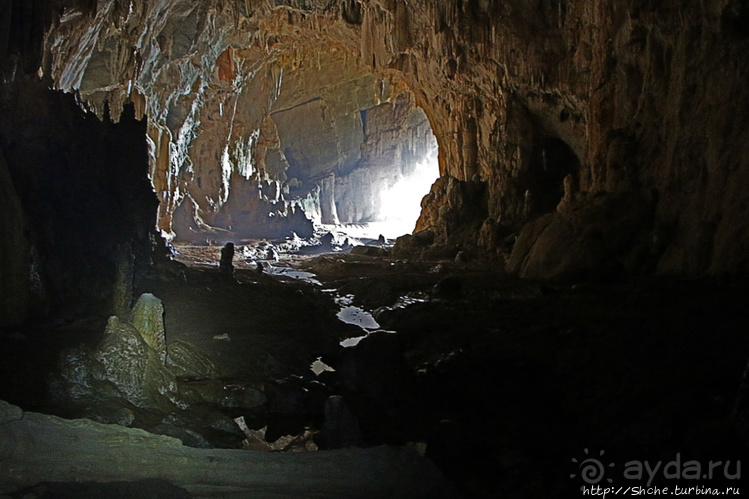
[0, 143, 31, 326]
[21, 0, 749, 276]
[0, 75, 159, 322]
[1, 1, 158, 324]
[39, 1, 440, 243]
[365, 0, 749, 276]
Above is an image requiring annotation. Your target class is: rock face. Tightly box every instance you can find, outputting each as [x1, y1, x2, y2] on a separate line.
[0, 146, 31, 326]
[2, 1, 749, 280]
[56, 295, 180, 412]
[33, 1, 439, 242]
[0, 22, 158, 323]
[93, 315, 174, 409]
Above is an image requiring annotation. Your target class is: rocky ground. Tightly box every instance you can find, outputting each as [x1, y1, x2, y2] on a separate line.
[1, 242, 749, 497]
[300, 250, 749, 496]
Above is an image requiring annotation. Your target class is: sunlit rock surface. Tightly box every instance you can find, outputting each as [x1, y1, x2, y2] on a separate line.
[0, 0, 744, 304]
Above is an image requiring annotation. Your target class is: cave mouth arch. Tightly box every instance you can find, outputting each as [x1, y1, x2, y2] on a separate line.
[165, 51, 441, 247]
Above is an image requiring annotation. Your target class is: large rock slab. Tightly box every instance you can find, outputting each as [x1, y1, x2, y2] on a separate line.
[0, 400, 451, 498]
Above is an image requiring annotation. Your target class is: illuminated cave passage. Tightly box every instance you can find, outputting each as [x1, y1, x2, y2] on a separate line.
[168, 83, 441, 244]
[1, 1, 749, 498]
[149, 35, 442, 245]
[276, 102, 439, 239]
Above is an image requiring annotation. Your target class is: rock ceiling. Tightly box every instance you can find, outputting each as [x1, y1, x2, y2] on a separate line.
[33, 0, 749, 275]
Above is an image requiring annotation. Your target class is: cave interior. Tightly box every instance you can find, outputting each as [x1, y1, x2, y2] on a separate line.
[1, 0, 749, 497]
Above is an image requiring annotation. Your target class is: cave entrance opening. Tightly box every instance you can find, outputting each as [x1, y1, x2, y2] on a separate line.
[165, 94, 441, 250]
[274, 98, 440, 245]
[371, 138, 439, 240]
[159, 48, 442, 252]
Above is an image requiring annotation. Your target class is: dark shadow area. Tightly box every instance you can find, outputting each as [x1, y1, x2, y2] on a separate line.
[524, 137, 579, 217]
[0, 77, 157, 321]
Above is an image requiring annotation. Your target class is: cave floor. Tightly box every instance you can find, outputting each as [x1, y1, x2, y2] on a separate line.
[2, 245, 749, 497]
[299, 252, 749, 496]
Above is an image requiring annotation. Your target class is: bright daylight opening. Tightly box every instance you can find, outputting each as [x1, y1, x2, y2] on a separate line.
[278, 98, 441, 247]
[369, 144, 439, 240]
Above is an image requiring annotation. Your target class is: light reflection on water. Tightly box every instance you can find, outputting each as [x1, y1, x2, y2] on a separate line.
[269, 268, 396, 351]
[336, 305, 380, 330]
[266, 266, 322, 286]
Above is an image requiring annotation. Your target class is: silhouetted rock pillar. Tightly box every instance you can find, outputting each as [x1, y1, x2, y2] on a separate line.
[219, 242, 235, 275]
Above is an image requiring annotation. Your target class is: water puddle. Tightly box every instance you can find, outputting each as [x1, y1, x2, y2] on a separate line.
[267, 273, 394, 353]
[393, 292, 429, 309]
[335, 295, 381, 330]
[332, 294, 397, 347]
[265, 265, 322, 286]
[339, 335, 368, 348]
[337, 307, 380, 329]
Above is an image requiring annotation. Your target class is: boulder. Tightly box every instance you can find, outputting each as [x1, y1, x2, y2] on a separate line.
[350, 245, 388, 257]
[179, 379, 266, 410]
[166, 339, 220, 379]
[507, 193, 650, 281]
[93, 316, 177, 410]
[392, 229, 434, 257]
[93, 316, 152, 406]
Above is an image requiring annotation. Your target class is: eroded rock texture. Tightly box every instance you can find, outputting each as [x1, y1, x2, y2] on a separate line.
[3, 0, 749, 283]
[55, 296, 180, 413]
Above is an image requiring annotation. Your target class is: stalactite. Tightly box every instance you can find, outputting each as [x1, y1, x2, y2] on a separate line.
[22, 0, 747, 273]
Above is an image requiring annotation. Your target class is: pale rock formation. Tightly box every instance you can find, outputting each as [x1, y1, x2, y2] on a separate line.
[56, 294, 182, 413]
[93, 316, 168, 408]
[130, 292, 167, 364]
[0, 399, 451, 497]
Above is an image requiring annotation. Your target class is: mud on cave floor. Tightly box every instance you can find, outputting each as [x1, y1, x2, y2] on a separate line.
[1, 245, 749, 497]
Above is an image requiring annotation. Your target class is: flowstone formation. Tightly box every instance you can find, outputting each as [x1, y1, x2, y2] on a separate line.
[34, 0, 748, 278]
[51, 291, 269, 439]
[54, 293, 182, 414]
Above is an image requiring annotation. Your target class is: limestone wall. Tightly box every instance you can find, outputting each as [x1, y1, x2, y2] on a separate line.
[9, 0, 749, 275]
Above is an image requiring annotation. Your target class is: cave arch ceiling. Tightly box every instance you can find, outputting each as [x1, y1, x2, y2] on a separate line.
[41, 1, 448, 241]
[42, 0, 595, 245]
